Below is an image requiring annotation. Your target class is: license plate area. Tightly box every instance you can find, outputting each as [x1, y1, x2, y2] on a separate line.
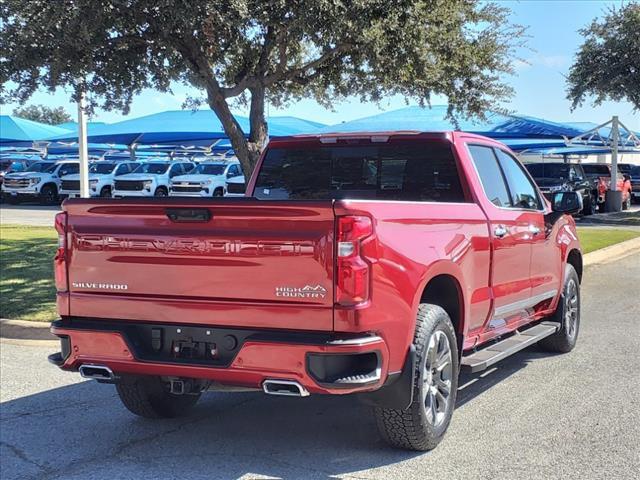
[126, 324, 254, 367]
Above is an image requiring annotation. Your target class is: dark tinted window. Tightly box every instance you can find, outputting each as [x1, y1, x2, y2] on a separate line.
[494, 149, 542, 210]
[253, 143, 466, 202]
[525, 164, 544, 177]
[193, 164, 225, 175]
[582, 164, 610, 175]
[58, 163, 79, 176]
[27, 162, 54, 173]
[134, 163, 171, 174]
[468, 145, 511, 207]
[90, 163, 117, 174]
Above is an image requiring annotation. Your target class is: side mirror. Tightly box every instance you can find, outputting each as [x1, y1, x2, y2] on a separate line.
[551, 191, 583, 214]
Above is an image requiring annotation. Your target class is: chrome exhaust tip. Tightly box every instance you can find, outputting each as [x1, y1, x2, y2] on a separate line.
[262, 379, 310, 397]
[79, 365, 115, 382]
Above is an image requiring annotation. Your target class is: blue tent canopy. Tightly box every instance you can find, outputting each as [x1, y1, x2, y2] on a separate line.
[47, 110, 325, 145]
[55, 121, 108, 132]
[321, 105, 586, 139]
[0, 115, 71, 145]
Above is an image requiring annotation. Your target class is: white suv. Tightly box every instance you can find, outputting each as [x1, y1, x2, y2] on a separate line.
[59, 161, 138, 198]
[112, 161, 195, 197]
[225, 174, 246, 197]
[169, 160, 242, 197]
[1, 160, 78, 204]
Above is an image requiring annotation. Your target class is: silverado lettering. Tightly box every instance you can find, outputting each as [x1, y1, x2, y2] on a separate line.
[50, 131, 583, 452]
[75, 235, 316, 256]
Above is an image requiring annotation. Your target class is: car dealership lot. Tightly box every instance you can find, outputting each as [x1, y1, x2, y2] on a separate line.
[1, 256, 639, 480]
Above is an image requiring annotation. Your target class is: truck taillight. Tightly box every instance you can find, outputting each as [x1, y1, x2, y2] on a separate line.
[336, 216, 372, 306]
[54, 212, 68, 291]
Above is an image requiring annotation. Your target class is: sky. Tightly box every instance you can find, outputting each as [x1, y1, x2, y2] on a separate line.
[2, 0, 638, 130]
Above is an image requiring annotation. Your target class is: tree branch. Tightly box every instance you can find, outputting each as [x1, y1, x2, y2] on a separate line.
[264, 43, 352, 86]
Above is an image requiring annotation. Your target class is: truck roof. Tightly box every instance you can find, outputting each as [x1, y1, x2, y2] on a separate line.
[271, 130, 503, 146]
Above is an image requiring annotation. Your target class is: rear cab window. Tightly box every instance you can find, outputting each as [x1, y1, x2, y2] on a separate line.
[252, 140, 469, 202]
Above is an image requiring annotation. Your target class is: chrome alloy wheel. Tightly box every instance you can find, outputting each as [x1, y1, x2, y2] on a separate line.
[422, 330, 453, 427]
[564, 278, 579, 339]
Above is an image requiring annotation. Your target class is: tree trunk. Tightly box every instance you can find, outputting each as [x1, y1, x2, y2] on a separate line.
[203, 89, 252, 179]
[204, 83, 267, 179]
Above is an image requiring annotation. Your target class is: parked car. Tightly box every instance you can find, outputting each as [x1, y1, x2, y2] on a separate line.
[525, 162, 595, 215]
[49, 131, 583, 451]
[59, 161, 139, 198]
[618, 163, 639, 203]
[169, 160, 241, 197]
[1, 160, 78, 204]
[112, 161, 195, 197]
[225, 174, 246, 197]
[582, 163, 632, 211]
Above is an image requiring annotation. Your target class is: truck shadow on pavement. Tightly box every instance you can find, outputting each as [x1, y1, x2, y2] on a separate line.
[0, 347, 553, 480]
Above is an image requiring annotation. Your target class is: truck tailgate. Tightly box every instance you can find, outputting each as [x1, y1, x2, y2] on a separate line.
[63, 199, 335, 331]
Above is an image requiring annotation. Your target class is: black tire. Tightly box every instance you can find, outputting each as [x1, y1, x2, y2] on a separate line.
[538, 264, 580, 353]
[116, 375, 201, 419]
[374, 304, 459, 451]
[39, 184, 57, 205]
[213, 187, 224, 197]
[154, 187, 168, 197]
[582, 194, 595, 216]
[99, 186, 112, 198]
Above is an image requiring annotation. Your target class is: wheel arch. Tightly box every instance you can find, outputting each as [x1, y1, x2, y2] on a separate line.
[566, 248, 583, 283]
[416, 268, 466, 355]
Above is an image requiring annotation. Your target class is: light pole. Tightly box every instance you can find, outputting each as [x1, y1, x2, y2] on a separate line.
[77, 89, 90, 198]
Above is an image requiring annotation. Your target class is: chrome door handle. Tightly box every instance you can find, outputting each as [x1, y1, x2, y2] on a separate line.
[529, 225, 541, 236]
[494, 225, 508, 238]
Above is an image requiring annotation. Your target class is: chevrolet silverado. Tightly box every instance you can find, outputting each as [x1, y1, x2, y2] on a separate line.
[49, 131, 584, 451]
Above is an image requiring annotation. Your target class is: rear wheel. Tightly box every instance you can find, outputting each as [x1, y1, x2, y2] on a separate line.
[39, 184, 57, 205]
[154, 187, 168, 197]
[99, 186, 112, 198]
[116, 375, 201, 419]
[582, 193, 596, 216]
[538, 264, 580, 353]
[374, 304, 459, 451]
[213, 187, 224, 197]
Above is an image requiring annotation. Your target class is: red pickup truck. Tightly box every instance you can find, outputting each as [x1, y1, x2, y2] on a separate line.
[49, 132, 583, 451]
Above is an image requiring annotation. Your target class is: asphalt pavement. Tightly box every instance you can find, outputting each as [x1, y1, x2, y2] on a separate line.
[1, 255, 639, 479]
[0, 204, 60, 227]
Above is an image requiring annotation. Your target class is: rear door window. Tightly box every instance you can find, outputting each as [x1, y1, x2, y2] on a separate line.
[253, 142, 467, 202]
[468, 145, 511, 207]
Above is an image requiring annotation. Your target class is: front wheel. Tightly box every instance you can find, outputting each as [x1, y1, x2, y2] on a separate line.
[154, 187, 168, 197]
[374, 304, 459, 451]
[116, 375, 201, 419]
[100, 186, 112, 198]
[538, 264, 580, 353]
[39, 185, 57, 205]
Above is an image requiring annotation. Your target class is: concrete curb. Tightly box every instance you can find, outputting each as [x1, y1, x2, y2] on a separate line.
[583, 235, 640, 267]
[1, 237, 638, 345]
[0, 318, 57, 345]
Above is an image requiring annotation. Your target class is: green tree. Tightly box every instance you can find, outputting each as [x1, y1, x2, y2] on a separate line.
[1, 0, 525, 175]
[567, 3, 640, 111]
[12, 104, 73, 125]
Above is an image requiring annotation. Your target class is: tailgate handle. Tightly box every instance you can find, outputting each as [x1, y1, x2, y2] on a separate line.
[166, 208, 211, 223]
